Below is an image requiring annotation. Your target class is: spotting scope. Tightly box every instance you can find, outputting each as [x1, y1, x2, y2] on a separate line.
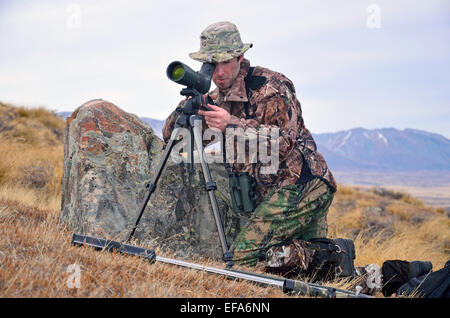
[166, 61, 215, 94]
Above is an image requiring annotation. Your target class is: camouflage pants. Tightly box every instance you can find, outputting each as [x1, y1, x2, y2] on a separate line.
[230, 178, 334, 267]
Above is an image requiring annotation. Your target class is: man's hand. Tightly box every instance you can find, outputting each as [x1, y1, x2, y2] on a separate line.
[198, 105, 231, 132]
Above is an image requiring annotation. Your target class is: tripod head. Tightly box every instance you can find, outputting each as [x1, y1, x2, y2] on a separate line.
[180, 87, 213, 113]
[174, 86, 215, 128]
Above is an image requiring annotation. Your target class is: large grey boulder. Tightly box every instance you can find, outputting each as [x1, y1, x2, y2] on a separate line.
[60, 99, 238, 260]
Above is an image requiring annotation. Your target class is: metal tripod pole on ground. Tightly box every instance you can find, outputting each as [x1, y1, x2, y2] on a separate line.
[71, 233, 372, 298]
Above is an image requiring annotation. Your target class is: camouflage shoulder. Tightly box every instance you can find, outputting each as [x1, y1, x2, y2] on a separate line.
[251, 65, 297, 99]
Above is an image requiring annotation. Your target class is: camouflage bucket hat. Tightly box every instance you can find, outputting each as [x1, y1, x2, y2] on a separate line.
[189, 21, 253, 63]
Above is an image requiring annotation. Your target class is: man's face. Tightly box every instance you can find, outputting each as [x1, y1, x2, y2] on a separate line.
[212, 55, 244, 90]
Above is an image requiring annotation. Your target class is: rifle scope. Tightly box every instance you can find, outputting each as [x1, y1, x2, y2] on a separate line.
[166, 61, 215, 94]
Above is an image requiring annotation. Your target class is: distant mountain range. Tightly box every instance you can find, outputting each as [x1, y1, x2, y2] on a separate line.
[57, 112, 450, 172]
[312, 128, 450, 172]
[140, 117, 165, 139]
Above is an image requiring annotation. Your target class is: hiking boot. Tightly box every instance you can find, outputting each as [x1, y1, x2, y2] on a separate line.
[265, 237, 357, 281]
[266, 239, 315, 272]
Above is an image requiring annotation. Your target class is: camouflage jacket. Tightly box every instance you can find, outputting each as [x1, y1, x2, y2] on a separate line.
[162, 59, 337, 201]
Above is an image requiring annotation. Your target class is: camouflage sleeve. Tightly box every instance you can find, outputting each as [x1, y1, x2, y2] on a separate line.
[162, 99, 186, 143]
[226, 81, 300, 160]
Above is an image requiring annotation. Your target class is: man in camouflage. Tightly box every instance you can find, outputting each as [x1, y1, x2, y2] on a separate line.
[162, 22, 337, 271]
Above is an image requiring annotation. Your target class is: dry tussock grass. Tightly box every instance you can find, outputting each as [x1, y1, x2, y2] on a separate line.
[0, 103, 448, 298]
[0, 103, 64, 200]
[0, 197, 286, 297]
[329, 184, 449, 270]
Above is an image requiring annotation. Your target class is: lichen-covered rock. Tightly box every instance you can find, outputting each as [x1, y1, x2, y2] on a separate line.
[60, 99, 237, 261]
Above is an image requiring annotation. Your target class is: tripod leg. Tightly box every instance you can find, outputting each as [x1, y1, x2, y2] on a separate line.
[189, 125, 194, 184]
[190, 115, 234, 268]
[126, 127, 184, 242]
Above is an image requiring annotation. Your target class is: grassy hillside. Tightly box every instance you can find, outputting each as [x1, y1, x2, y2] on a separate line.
[0, 102, 64, 210]
[0, 102, 448, 297]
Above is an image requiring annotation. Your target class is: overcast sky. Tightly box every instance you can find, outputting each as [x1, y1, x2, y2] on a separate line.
[1, 0, 449, 137]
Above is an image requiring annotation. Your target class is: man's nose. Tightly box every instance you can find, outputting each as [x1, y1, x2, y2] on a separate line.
[214, 64, 225, 76]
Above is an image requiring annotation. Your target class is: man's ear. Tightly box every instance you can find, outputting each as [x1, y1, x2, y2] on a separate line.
[239, 54, 245, 63]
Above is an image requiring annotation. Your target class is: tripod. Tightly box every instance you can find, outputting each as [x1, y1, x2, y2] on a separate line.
[126, 88, 234, 268]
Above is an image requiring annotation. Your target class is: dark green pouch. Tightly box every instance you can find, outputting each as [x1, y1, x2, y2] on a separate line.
[229, 172, 257, 214]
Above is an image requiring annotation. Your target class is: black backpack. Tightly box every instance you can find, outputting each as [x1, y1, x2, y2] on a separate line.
[382, 259, 450, 298]
[397, 260, 450, 298]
